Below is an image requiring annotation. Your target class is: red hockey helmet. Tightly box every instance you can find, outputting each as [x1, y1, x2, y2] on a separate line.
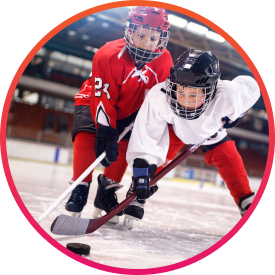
[124, 6, 170, 63]
[127, 6, 170, 31]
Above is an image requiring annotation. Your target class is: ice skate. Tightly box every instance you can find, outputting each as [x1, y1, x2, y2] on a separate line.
[92, 174, 123, 225]
[238, 192, 255, 216]
[123, 178, 158, 230]
[65, 180, 91, 218]
[123, 198, 145, 230]
[123, 178, 145, 230]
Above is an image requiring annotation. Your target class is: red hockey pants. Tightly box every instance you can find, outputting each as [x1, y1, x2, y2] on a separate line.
[73, 129, 252, 205]
[205, 140, 252, 204]
[72, 125, 184, 183]
[72, 131, 128, 183]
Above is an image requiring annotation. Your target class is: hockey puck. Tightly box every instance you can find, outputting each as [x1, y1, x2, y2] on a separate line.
[66, 243, 90, 256]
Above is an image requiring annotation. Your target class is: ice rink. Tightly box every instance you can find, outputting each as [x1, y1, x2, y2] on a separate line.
[8, 158, 241, 269]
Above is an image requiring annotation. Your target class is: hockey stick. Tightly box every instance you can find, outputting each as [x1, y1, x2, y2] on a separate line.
[36, 121, 135, 224]
[50, 136, 209, 235]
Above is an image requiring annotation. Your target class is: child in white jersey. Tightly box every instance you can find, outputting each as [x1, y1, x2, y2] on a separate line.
[124, 48, 260, 228]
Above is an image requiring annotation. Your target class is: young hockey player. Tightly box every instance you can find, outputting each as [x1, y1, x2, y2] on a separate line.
[125, 48, 260, 228]
[65, 6, 183, 223]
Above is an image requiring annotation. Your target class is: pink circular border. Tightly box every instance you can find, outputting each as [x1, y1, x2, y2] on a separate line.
[1, 1, 274, 274]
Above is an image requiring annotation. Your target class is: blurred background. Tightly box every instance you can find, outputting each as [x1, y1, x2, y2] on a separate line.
[6, 6, 268, 190]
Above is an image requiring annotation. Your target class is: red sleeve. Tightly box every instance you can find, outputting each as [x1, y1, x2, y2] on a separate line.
[89, 52, 119, 129]
[74, 76, 93, 106]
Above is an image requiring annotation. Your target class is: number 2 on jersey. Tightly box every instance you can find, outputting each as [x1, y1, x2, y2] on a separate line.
[95, 77, 111, 100]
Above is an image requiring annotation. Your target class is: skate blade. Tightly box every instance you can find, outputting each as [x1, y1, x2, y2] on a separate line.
[92, 207, 119, 225]
[108, 215, 119, 225]
[123, 214, 140, 230]
[66, 211, 82, 218]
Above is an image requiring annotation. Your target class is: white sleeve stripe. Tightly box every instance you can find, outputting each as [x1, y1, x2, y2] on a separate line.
[75, 84, 92, 98]
[96, 101, 111, 127]
[117, 46, 127, 59]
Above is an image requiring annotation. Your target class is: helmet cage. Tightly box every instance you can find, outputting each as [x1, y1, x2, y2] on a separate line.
[165, 78, 216, 120]
[124, 21, 170, 63]
[166, 48, 220, 119]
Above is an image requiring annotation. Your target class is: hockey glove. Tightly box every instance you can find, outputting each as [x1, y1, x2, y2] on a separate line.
[147, 185, 158, 198]
[133, 158, 157, 200]
[127, 177, 158, 199]
[95, 125, 119, 167]
[222, 112, 246, 129]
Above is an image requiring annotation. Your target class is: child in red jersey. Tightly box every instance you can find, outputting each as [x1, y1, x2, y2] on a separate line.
[65, 7, 183, 224]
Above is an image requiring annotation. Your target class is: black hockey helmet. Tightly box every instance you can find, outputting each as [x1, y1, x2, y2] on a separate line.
[165, 48, 221, 120]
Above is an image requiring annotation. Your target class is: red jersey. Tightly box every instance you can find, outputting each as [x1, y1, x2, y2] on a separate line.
[75, 38, 173, 129]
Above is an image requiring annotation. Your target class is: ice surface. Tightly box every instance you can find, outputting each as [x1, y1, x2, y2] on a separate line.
[8, 159, 241, 269]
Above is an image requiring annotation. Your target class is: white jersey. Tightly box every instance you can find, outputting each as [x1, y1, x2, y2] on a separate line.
[126, 76, 260, 168]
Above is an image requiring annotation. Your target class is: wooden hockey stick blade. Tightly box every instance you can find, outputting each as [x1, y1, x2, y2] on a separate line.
[50, 144, 198, 235]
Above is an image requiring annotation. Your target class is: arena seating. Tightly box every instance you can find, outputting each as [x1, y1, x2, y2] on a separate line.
[7, 101, 266, 177]
[7, 101, 74, 145]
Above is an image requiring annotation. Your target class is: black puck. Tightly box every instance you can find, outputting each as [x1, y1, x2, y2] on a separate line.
[66, 243, 90, 256]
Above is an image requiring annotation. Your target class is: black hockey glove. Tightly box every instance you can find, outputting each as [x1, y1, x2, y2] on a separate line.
[147, 185, 159, 198]
[222, 112, 246, 129]
[95, 125, 119, 167]
[133, 158, 157, 200]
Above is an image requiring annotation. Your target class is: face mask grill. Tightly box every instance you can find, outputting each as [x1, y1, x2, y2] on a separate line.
[124, 22, 170, 63]
[165, 78, 216, 120]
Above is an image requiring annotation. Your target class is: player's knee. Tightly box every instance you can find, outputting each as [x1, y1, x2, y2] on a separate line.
[205, 140, 241, 165]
